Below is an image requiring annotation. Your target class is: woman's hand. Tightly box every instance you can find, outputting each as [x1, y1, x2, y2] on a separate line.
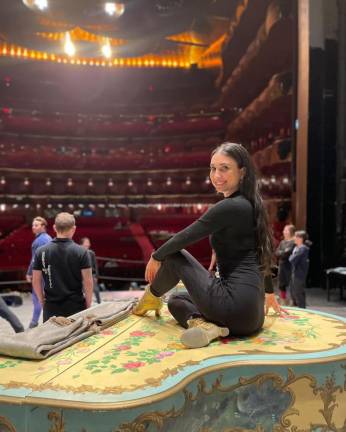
[265, 293, 288, 317]
[208, 250, 216, 273]
[145, 256, 162, 284]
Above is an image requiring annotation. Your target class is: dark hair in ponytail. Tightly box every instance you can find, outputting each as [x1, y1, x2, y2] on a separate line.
[212, 142, 273, 273]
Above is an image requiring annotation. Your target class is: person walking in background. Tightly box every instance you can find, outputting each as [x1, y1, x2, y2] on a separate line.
[289, 230, 311, 308]
[80, 237, 101, 304]
[0, 296, 24, 333]
[32, 213, 93, 321]
[275, 224, 295, 305]
[26, 216, 52, 328]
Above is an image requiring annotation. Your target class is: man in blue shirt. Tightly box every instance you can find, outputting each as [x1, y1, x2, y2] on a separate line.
[26, 216, 52, 328]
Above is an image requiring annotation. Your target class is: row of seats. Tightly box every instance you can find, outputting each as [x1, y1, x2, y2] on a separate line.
[0, 175, 290, 197]
[0, 133, 221, 150]
[0, 149, 212, 170]
[0, 215, 25, 238]
[0, 115, 224, 136]
[140, 214, 211, 265]
[0, 215, 213, 271]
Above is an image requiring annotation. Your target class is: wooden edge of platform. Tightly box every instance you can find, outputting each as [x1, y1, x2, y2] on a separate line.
[1, 353, 345, 411]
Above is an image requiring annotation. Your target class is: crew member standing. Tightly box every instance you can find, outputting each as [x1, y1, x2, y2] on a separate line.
[32, 213, 93, 321]
[26, 216, 52, 328]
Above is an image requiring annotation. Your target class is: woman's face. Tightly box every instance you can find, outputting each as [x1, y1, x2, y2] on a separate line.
[283, 226, 293, 240]
[210, 152, 244, 197]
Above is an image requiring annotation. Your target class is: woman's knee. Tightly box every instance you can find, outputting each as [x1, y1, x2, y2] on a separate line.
[164, 251, 184, 264]
[167, 293, 181, 314]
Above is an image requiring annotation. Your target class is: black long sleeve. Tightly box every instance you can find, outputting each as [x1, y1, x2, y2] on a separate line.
[152, 193, 275, 294]
[263, 274, 274, 294]
[275, 240, 295, 260]
[152, 197, 246, 261]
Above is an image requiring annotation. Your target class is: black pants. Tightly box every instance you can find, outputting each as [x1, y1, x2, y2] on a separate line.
[151, 250, 264, 336]
[43, 298, 86, 322]
[0, 297, 24, 333]
[277, 263, 291, 293]
[291, 277, 306, 308]
[93, 278, 101, 304]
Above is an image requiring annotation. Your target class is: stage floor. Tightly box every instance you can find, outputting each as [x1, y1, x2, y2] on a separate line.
[0, 306, 346, 431]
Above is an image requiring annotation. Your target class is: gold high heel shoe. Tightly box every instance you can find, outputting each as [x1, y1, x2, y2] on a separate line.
[133, 285, 163, 317]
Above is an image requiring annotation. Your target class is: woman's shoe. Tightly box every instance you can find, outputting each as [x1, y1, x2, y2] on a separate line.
[181, 317, 229, 348]
[133, 285, 163, 317]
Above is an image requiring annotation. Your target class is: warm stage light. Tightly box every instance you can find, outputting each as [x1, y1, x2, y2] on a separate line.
[104, 2, 125, 17]
[0, 42, 201, 70]
[64, 33, 75, 57]
[23, 0, 48, 10]
[34, 0, 48, 10]
[101, 40, 112, 58]
[105, 2, 116, 15]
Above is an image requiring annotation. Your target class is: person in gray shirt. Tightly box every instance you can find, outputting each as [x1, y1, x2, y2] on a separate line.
[80, 237, 101, 304]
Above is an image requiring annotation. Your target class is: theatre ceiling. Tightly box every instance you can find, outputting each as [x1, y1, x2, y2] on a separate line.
[0, 0, 240, 69]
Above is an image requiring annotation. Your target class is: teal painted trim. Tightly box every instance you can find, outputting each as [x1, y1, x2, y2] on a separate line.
[1, 307, 345, 405]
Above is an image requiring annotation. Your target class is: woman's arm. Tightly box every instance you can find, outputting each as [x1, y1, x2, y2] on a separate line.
[289, 247, 304, 264]
[263, 274, 288, 316]
[152, 199, 241, 261]
[152, 220, 211, 261]
[275, 241, 285, 258]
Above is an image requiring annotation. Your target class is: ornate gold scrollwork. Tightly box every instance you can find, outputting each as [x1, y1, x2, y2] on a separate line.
[48, 411, 65, 432]
[116, 365, 346, 432]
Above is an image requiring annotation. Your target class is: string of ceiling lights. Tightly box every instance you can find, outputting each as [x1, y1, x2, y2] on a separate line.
[0, 1, 194, 68]
[0, 43, 191, 68]
[23, 1, 125, 16]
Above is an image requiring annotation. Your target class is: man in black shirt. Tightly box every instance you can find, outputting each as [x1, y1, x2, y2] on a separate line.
[80, 237, 101, 304]
[32, 212, 93, 322]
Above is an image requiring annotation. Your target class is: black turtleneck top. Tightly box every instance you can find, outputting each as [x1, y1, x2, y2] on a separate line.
[152, 191, 274, 294]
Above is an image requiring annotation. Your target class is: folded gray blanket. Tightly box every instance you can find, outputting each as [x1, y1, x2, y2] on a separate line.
[0, 299, 136, 360]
